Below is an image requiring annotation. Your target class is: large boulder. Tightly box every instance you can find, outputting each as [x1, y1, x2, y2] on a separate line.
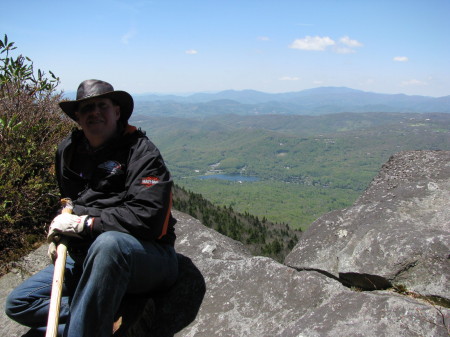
[170, 210, 449, 337]
[285, 150, 450, 299]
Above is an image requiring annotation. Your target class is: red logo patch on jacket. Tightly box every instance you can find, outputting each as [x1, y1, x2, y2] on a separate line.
[141, 176, 160, 187]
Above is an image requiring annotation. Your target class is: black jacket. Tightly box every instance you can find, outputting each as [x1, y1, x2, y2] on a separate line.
[55, 125, 176, 246]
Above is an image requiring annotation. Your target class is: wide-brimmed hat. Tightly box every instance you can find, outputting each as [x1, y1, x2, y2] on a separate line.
[59, 79, 134, 122]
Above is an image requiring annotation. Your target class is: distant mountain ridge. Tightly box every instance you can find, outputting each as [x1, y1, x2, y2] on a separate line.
[65, 86, 450, 115]
[133, 86, 448, 103]
[131, 87, 450, 116]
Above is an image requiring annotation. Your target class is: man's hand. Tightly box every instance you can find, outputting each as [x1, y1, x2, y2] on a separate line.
[47, 213, 90, 243]
[47, 213, 90, 261]
[47, 242, 58, 262]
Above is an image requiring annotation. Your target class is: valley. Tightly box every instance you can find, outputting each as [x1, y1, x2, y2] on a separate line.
[131, 110, 450, 230]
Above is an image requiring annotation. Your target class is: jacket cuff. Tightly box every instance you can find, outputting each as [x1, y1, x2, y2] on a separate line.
[73, 204, 89, 216]
[90, 217, 103, 237]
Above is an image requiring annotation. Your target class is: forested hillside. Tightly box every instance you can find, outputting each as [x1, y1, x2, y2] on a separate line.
[133, 111, 450, 230]
[173, 185, 300, 262]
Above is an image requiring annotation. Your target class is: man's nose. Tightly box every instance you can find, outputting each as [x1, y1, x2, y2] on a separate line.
[91, 104, 101, 114]
[85, 103, 102, 115]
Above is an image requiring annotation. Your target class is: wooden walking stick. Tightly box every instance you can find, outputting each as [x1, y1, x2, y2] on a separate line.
[45, 198, 73, 337]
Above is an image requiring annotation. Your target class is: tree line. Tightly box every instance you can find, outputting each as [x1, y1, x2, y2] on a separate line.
[173, 184, 301, 262]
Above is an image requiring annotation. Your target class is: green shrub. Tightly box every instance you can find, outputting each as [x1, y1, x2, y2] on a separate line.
[0, 34, 75, 273]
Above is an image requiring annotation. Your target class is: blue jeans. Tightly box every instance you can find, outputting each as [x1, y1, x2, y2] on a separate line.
[5, 231, 178, 337]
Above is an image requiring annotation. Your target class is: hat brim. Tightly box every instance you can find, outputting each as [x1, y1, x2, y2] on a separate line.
[59, 90, 134, 122]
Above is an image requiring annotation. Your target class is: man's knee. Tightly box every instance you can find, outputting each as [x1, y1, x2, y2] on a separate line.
[5, 287, 28, 322]
[85, 231, 133, 269]
[5, 291, 17, 318]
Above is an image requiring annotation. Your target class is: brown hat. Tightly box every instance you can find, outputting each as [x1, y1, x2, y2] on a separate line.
[59, 79, 134, 122]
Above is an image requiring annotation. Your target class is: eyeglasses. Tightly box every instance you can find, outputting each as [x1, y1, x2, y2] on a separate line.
[78, 101, 114, 115]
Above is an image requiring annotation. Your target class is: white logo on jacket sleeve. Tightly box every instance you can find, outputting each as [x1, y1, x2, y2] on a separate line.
[98, 161, 123, 174]
[141, 176, 160, 187]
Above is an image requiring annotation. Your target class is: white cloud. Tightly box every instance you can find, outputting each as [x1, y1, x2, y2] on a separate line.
[185, 49, 198, 55]
[394, 56, 409, 62]
[339, 36, 363, 47]
[401, 79, 427, 86]
[257, 36, 270, 41]
[289, 35, 362, 53]
[334, 36, 362, 53]
[289, 36, 335, 51]
[279, 76, 300, 81]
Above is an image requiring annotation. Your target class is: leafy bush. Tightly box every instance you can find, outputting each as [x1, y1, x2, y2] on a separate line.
[0, 35, 75, 272]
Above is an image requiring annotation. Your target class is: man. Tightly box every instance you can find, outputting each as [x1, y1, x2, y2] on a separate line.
[5, 79, 178, 336]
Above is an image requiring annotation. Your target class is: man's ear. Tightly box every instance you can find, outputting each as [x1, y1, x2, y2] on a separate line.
[73, 111, 81, 123]
[115, 106, 121, 121]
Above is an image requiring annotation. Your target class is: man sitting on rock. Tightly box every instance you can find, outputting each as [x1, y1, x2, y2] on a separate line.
[5, 79, 178, 336]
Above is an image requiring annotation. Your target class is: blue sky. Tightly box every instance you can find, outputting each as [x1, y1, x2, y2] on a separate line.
[2, 0, 449, 97]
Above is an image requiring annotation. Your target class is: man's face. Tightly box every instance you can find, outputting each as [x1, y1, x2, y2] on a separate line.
[75, 97, 121, 147]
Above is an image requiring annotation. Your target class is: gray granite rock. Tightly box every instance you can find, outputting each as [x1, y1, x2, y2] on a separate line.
[171, 210, 450, 337]
[0, 245, 49, 337]
[280, 290, 450, 337]
[171, 211, 347, 336]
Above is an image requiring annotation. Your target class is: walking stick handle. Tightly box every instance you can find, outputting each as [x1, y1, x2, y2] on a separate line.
[45, 199, 72, 337]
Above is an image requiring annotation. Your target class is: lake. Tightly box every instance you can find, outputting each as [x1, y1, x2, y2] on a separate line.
[197, 174, 259, 182]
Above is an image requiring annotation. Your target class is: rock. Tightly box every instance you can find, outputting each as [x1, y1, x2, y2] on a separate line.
[280, 290, 450, 337]
[169, 209, 450, 337]
[171, 212, 345, 336]
[285, 150, 450, 299]
[0, 245, 49, 337]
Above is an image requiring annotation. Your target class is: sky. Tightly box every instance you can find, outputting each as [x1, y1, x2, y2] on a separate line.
[2, 0, 450, 97]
